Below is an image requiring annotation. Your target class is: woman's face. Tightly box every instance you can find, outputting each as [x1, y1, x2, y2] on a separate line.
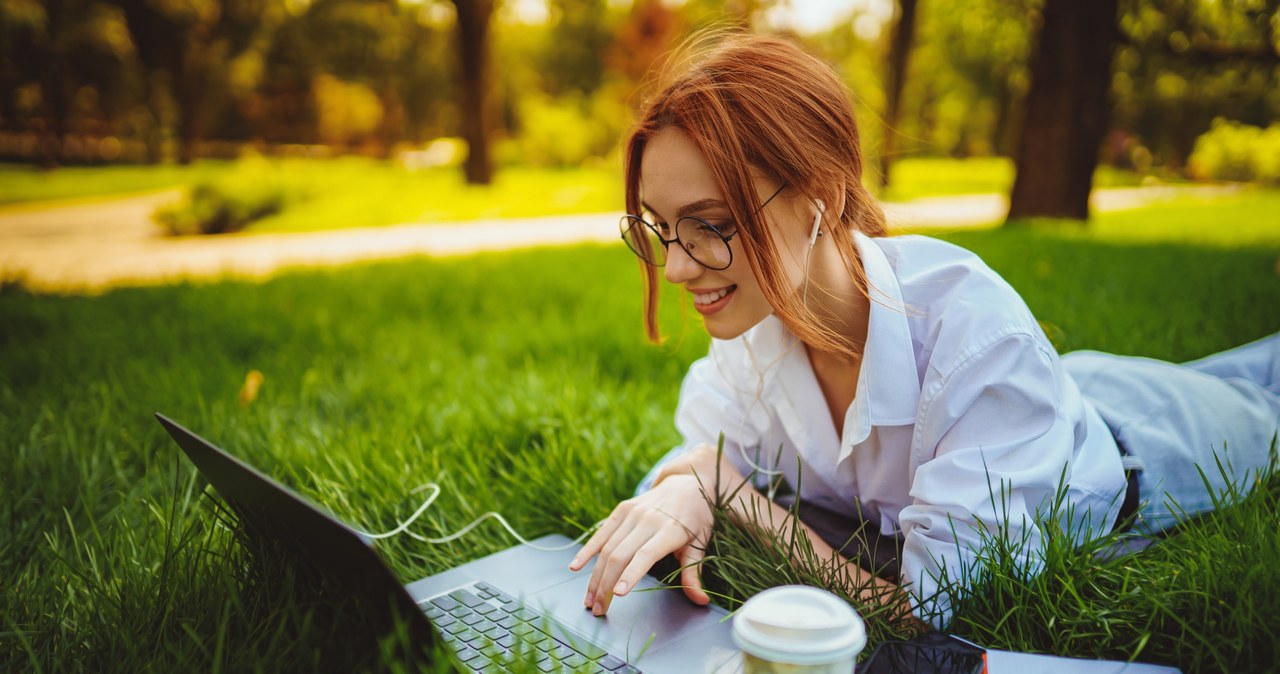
[640, 127, 809, 340]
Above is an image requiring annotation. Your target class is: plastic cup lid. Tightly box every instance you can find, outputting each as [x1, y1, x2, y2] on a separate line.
[732, 585, 867, 665]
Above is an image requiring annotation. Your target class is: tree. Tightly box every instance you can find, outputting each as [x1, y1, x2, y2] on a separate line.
[110, 0, 265, 164]
[879, 0, 919, 188]
[1111, 0, 1280, 170]
[1006, 0, 1120, 222]
[1, 0, 129, 168]
[452, 0, 495, 185]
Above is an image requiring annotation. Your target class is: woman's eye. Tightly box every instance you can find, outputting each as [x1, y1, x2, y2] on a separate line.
[705, 221, 735, 237]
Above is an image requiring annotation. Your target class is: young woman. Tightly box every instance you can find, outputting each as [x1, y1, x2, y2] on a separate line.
[566, 33, 1280, 627]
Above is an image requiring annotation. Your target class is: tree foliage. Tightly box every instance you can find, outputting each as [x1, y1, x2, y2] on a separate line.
[0, 0, 1274, 186]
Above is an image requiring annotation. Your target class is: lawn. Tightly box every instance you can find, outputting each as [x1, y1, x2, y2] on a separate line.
[2, 203, 1278, 672]
[1, 155, 1153, 232]
[877, 157, 1145, 202]
[0, 160, 233, 207]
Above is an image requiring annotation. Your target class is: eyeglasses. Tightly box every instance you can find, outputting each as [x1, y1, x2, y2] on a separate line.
[619, 182, 787, 271]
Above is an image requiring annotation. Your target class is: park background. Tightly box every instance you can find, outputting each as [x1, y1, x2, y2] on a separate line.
[2, 0, 1280, 672]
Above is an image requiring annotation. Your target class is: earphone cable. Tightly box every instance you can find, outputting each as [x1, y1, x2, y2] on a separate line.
[351, 482, 605, 552]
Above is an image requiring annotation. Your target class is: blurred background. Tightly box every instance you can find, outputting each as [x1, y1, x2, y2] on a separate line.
[1, 0, 1278, 233]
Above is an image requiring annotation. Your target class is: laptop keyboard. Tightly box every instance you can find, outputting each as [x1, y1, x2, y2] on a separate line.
[423, 581, 642, 673]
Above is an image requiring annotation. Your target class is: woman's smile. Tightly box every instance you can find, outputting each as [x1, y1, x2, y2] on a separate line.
[690, 284, 737, 314]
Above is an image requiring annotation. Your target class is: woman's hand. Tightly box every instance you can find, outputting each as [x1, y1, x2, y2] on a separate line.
[568, 444, 748, 616]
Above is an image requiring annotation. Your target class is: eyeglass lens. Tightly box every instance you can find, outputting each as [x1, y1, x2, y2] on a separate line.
[619, 216, 732, 270]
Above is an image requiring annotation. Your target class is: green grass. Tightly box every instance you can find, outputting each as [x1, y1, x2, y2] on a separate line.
[246, 159, 622, 233]
[2, 200, 1279, 671]
[0, 161, 233, 207]
[0, 157, 624, 230]
[2, 156, 1159, 234]
[899, 186, 1280, 250]
[878, 157, 1147, 202]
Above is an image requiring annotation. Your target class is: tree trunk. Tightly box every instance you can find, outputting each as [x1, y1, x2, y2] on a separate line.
[1006, 0, 1119, 223]
[37, 58, 70, 170]
[879, 0, 919, 189]
[453, 0, 494, 185]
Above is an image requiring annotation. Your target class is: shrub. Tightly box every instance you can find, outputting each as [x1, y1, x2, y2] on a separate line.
[1187, 118, 1280, 184]
[510, 86, 630, 168]
[154, 164, 296, 235]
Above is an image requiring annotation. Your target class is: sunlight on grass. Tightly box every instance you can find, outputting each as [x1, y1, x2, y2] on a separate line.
[4, 156, 1162, 228]
[0, 160, 233, 207]
[878, 157, 1146, 202]
[1084, 187, 1280, 248]
[248, 159, 623, 233]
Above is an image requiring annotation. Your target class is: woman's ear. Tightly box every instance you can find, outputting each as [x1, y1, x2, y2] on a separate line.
[830, 180, 848, 222]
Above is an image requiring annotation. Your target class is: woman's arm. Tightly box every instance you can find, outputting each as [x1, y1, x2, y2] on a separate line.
[575, 443, 918, 624]
[719, 480, 920, 624]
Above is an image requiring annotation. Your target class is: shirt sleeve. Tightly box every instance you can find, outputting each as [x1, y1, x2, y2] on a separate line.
[898, 330, 1080, 627]
[634, 347, 760, 495]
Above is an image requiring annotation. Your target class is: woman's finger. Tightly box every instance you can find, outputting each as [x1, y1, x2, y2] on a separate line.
[569, 501, 633, 572]
[593, 518, 673, 615]
[610, 525, 688, 599]
[677, 544, 710, 605]
[583, 504, 645, 608]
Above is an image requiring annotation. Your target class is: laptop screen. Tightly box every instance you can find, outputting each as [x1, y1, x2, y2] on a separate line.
[155, 413, 437, 650]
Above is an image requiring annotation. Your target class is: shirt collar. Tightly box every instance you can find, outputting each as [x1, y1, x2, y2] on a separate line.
[842, 231, 921, 449]
[732, 232, 921, 460]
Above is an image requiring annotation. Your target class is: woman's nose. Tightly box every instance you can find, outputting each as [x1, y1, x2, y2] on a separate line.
[664, 241, 703, 284]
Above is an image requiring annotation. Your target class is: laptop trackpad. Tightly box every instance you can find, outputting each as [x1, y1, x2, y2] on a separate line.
[526, 573, 733, 662]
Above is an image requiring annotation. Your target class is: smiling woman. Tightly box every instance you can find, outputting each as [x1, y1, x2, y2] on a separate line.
[572, 31, 1280, 631]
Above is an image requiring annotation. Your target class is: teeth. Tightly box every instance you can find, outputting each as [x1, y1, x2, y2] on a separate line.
[694, 287, 733, 305]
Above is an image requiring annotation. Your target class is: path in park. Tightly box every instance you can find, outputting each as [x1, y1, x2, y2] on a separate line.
[0, 184, 1239, 292]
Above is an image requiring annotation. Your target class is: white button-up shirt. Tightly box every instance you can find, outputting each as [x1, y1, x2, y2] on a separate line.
[637, 231, 1126, 625]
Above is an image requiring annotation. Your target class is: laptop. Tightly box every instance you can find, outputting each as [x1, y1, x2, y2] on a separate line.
[156, 413, 744, 673]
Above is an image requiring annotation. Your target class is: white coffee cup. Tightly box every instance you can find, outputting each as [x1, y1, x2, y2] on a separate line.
[732, 585, 867, 674]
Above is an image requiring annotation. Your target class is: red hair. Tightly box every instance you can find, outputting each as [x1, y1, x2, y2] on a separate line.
[625, 31, 888, 362]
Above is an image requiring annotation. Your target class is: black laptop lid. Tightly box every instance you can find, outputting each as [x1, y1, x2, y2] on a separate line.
[155, 413, 436, 646]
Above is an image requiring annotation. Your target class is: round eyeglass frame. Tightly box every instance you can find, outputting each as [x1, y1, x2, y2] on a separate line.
[618, 182, 788, 272]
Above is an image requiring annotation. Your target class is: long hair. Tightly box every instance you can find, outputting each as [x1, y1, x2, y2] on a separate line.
[624, 31, 888, 362]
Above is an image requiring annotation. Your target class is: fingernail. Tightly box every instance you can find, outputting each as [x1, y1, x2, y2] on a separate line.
[614, 580, 628, 595]
[584, 592, 594, 607]
[592, 602, 603, 616]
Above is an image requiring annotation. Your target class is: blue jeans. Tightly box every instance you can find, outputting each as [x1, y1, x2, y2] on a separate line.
[1063, 332, 1280, 536]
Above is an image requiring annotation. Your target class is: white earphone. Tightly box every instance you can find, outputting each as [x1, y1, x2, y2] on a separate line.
[808, 198, 825, 249]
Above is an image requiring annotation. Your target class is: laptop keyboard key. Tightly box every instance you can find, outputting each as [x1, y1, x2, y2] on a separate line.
[511, 623, 535, 637]
[497, 615, 518, 629]
[456, 646, 482, 663]
[598, 654, 627, 671]
[562, 638, 607, 661]
[475, 602, 499, 615]
[450, 589, 487, 608]
[437, 615, 460, 632]
[430, 596, 459, 611]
